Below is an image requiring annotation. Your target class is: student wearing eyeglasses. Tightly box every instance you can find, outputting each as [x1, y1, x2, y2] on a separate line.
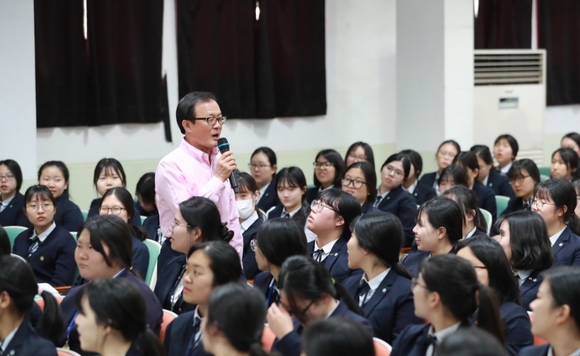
[12, 185, 76, 286]
[306, 149, 345, 204]
[502, 159, 540, 216]
[0, 159, 29, 227]
[248, 147, 280, 212]
[341, 161, 379, 215]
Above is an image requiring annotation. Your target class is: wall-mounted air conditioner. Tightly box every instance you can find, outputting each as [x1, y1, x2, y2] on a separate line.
[473, 49, 546, 166]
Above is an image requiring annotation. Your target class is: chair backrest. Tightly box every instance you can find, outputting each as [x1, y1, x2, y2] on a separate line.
[538, 166, 551, 177]
[262, 325, 276, 351]
[527, 312, 549, 346]
[57, 348, 82, 356]
[495, 195, 510, 217]
[81, 210, 89, 222]
[160, 309, 178, 343]
[374, 337, 392, 356]
[4, 225, 27, 250]
[480, 208, 492, 235]
[142, 239, 162, 287]
[69, 231, 78, 240]
[540, 174, 550, 182]
[140, 215, 147, 224]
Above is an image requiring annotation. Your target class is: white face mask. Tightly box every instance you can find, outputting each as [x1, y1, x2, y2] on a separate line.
[236, 199, 255, 220]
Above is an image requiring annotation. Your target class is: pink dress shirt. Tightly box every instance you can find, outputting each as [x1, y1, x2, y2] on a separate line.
[155, 139, 243, 259]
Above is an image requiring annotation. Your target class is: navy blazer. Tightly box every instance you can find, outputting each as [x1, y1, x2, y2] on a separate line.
[485, 170, 515, 198]
[376, 186, 417, 247]
[143, 214, 160, 242]
[401, 251, 430, 277]
[0, 192, 30, 227]
[60, 271, 163, 356]
[410, 182, 437, 206]
[242, 217, 264, 280]
[13, 225, 76, 286]
[272, 301, 372, 356]
[518, 345, 550, 356]
[135, 201, 157, 218]
[418, 172, 438, 190]
[473, 182, 497, 220]
[88, 198, 142, 226]
[154, 255, 195, 315]
[253, 271, 277, 307]
[502, 197, 530, 217]
[520, 270, 543, 310]
[257, 180, 280, 213]
[53, 192, 84, 232]
[469, 228, 489, 239]
[305, 184, 342, 204]
[267, 205, 308, 228]
[164, 310, 211, 356]
[307, 238, 362, 283]
[342, 271, 423, 343]
[361, 201, 380, 215]
[551, 226, 580, 267]
[391, 319, 473, 356]
[2, 320, 57, 356]
[499, 301, 533, 356]
[131, 235, 150, 279]
[157, 239, 182, 277]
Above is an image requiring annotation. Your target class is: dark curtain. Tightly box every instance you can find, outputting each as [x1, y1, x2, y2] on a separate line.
[475, 0, 532, 49]
[256, 0, 326, 118]
[34, 0, 88, 128]
[538, 0, 580, 106]
[177, 0, 257, 118]
[86, 0, 165, 125]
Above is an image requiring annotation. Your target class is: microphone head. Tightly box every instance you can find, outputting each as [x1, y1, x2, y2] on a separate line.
[217, 137, 228, 146]
[217, 137, 230, 153]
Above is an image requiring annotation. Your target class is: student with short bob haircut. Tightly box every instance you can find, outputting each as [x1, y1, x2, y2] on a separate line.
[437, 165, 469, 195]
[345, 141, 375, 169]
[341, 161, 379, 215]
[399, 149, 437, 205]
[306, 149, 345, 204]
[302, 318, 375, 356]
[561, 132, 580, 156]
[493, 134, 519, 176]
[442, 186, 488, 239]
[0, 159, 29, 227]
[249, 146, 279, 212]
[503, 159, 540, 216]
[550, 147, 580, 181]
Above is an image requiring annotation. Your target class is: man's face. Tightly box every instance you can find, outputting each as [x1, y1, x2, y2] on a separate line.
[183, 99, 223, 153]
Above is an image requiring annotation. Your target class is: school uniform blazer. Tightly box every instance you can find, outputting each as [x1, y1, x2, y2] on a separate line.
[242, 218, 264, 280]
[410, 183, 437, 206]
[257, 180, 280, 213]
[307, 238, 362, 283]
[253, 271, 275, 304]
[0, 192, 30, 227]
[272, 301, 372, 356]
[13, 225, 76, 286]
[376, 186, 417, 247]
[53, 192, 84, 233]
[267, 205, 308, 228]
[391, 319, 473, 356]
[157, 239, 182, 277]
[135, 201, 157, 218]
[418, 172, 437, 189]
[143, 214, 160, 242]
[88, 198, 142, 226]
[551, 226, 580, 267]
[60, 271, 163, 356]
[518, 345, 550, 356]
[2, 320, 57, 356]
[361, 201, 380, 215]
[164, 310, 211, 356]
[502, 197, 529, 217]
[342, 271, 423, 343]
[154, 255, 195, 315]
[305, 184, 342, 204]
[520, 270, 543, 311]
[131, 235, 150, 279]
[401, 251, 430, 277]
[470, 229, 490, 239]
[473, 182, 497, 220]
[486, 170, 515, 198]
[499, 301, 533, 356]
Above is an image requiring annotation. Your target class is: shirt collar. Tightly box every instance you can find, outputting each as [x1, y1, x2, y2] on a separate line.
[240, 211, 259, 232]
[376, 187, 390, 199]
[500, 162, 513, 174]
[549, 227, 567, 247]
[324, 300, 340, 319]
[0, 323, 19, 352]
[481, 174, 489, 186]
[464, 226, 477, 239]
[315, 238, 339, 254]
[363, 268, 390, 291]
[193, 306, 203, 324]
[112, 268, 127, 278]
[516, 269, 534, 281]
[283, 206, 301, 218]
[180, 138, 219, 166]
[405, 180, 418, 194]
[1, 195, 15, 208]
[257, 182, 270, 202]
[32, 221, 57, 243]
[547, 346, 580, 356]
[428, 321, 462, 340]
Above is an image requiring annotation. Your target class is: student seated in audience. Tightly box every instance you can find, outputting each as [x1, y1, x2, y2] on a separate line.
[470, 145, 515, 198]
[419, 139, 461, 193]
[202, 282, 269, 356]
[267, 167, 310, 229]
[454, 151, 497, 220]
[573, 180, 580, 220]
[154, 196, 234, 314]
[38, 160, 83, 232]
[532, 179, 580, 267]
[442, 186, 488, 239]
[253, 218, 307, 307]
[402, 197, 463, 276]
[561, 132, 580, 157]
[74, 279, 164, 356]
[399, 149, 437, 205]
[341, 161, 379, 215]
[343, 213, 423, 343]
[306, 149, 345, 204]
[99, 187, 150, 278]
[302, 318, 375, 356]
[520, 266, 580, 356]
[0, 159, 29, 227]
[438, 164, 469, 195]
[345, 141, 375, 169]
[437, 328, 508, 356]
[375, 153, 417, 245]
[0, 255, 63, 356]
[503, 159, 540, 216]
[493, 134, 519, 176]
[249, 147, 280, 213]
[267, 255, 372, 356]
[494, 211, 554, 310]
[88, 158, 141, 226]
[13, 185, 76, 286]
[0, 226, 9, 255]
[456, 236, 533, 355]
[391, 254, 505, 356]
[550, 147, 580, 181]
[163, 241, 242, 356]
[236, 172, 265, 280]
[135, 172, 158, 218]
[60, 215, 163, 355]
[306, 189, 362, 282]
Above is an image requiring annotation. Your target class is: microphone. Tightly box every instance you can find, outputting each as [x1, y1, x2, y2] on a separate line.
[217, 137, 239, 193]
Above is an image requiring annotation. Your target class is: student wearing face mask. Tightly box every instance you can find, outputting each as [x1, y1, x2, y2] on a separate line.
[236, 172, 265, 280]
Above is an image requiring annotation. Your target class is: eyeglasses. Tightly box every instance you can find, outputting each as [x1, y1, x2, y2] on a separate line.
[248, 163, 271, 170]
[531, 199, 556, 209]
[26, 203, 54, 211]
[171, 219, 192, 230]
[341, 178, 366, 189]
[410, 277, 428, 291]
[437, 151, 456, 158]
[190, 116, 227, 126]
[313, 161, 334, 169]
[509, 175, 530, 184]
[282, 299, 316, 321]
[99, 206, 126, 215]
[348, 155, 367, 163]
[250, 239, 258, 251]
[0, 174, 14, 181]
[384, 164, 404, 178]
[310, 200, 339, 214]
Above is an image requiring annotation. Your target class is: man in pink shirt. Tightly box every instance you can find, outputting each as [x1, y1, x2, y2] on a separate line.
[155, 92, 243, 259]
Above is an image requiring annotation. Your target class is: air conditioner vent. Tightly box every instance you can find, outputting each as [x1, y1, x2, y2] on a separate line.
[474, 52, 544, 86]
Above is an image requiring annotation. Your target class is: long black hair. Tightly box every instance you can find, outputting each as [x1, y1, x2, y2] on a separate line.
[302, 318, 375, 356]
[179, 196, 234, 243]
[442, 185, 487, 233]
[256, 218, 307, 268]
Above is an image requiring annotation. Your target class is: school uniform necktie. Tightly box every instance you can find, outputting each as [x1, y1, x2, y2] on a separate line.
[28, 236, 40, 257]
[186, 315, 202, 356]
[427, 335, 439, 356]
[374, 195, 383, 208]
[356, 280, 371, 306]
[312, 249, 325, 262]
[267, 280, 279, 306]
[283, 212, 291, 218]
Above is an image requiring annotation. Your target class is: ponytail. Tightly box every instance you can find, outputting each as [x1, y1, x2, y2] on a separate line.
[138, 328, 165, 356]
[392, 262, 412, 280]
[249, 342, 270, 356]
[474, 209, 488, 234]
[332, 279, 365, 317]
[35, 291, 64, 345]
[476, 283, 505, 346]
[130, 225, 150, 242]
[568, 214, 580, 236]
